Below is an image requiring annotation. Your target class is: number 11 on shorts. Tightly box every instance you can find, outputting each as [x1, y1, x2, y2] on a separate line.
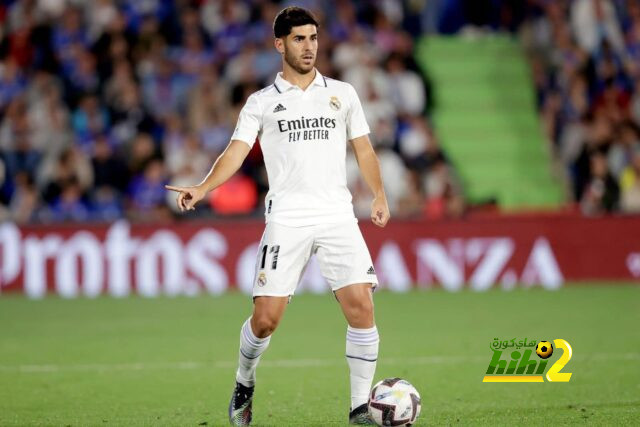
[260, 245, 280, 270]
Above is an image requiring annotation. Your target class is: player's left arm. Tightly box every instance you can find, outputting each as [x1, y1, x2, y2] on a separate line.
[350, 135, 390, 227]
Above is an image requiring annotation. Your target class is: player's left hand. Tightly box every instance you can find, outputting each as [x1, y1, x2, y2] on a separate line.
[371, 196, 390, 227]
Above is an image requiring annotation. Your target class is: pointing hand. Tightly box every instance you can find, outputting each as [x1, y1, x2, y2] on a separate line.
[165, 185, 206, 212]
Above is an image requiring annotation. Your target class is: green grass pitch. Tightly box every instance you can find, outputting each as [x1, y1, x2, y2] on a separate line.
[1, 285, 639, 426]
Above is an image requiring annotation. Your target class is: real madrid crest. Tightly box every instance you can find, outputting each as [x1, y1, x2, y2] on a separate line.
[258, 272, 267, 287]
[329, 96, 341, 111]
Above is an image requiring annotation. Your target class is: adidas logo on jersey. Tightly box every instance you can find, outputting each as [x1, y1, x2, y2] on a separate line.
[367, 266, 376, 275]
[273, 104, 286, 113]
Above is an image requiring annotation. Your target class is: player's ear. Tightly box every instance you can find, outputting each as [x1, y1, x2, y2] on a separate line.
[274, 38, 285, 55]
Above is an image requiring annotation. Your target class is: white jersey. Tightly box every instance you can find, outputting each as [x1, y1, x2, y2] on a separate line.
[232, 69, 370, 227]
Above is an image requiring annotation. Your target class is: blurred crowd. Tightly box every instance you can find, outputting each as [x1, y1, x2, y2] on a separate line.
[3, 0, 640, 225]
[0, 0, 465, 224]
[418, 0, 640, 216]
[519, 0, 640, 215]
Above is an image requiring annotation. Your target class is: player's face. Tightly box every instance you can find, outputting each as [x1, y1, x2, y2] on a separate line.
[280, 24, 318, 74]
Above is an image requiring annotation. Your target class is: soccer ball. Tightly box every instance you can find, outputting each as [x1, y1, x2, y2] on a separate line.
[536, 341, 554, 359]
[368, 378, 421, 426]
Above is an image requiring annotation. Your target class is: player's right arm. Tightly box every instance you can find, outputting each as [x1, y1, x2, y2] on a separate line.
[166, 140, 252, 212]
[167, 93, 262, 212]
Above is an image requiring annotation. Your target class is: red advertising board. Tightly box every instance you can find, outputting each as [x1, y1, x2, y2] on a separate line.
[0, 215, 638, 298]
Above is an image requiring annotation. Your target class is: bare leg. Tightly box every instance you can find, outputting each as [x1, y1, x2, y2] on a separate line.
[250, 296, 289, 338]
[335, 283, 375, 328]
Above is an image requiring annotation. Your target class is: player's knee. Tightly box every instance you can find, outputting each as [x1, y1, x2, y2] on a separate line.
[252, 314, 280, 338]
[347, 298, 374, 324]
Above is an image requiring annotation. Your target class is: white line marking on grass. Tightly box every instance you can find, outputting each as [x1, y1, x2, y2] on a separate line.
[0, 353, 637, 374]
[0, 356, 485, 373]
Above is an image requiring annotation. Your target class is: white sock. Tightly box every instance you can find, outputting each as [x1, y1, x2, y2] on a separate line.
[346, 325, 379, 409]
[235, 318, 271, 387]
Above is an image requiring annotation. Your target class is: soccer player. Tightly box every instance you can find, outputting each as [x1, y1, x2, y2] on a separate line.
[166, 7, 389, 425]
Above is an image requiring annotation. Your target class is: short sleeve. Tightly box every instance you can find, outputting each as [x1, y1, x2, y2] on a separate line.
[346, 84, 370, 140]
[231, 94, 262, 148]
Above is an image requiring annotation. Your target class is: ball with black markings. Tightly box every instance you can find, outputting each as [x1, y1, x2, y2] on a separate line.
[536, 341, 554, 359]
[368, 378, 421, 426]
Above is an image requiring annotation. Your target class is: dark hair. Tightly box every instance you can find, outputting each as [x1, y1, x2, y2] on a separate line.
[273, 7, 319, 38]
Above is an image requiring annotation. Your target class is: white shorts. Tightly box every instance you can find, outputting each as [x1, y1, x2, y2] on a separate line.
[252, 219, 378, 297]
